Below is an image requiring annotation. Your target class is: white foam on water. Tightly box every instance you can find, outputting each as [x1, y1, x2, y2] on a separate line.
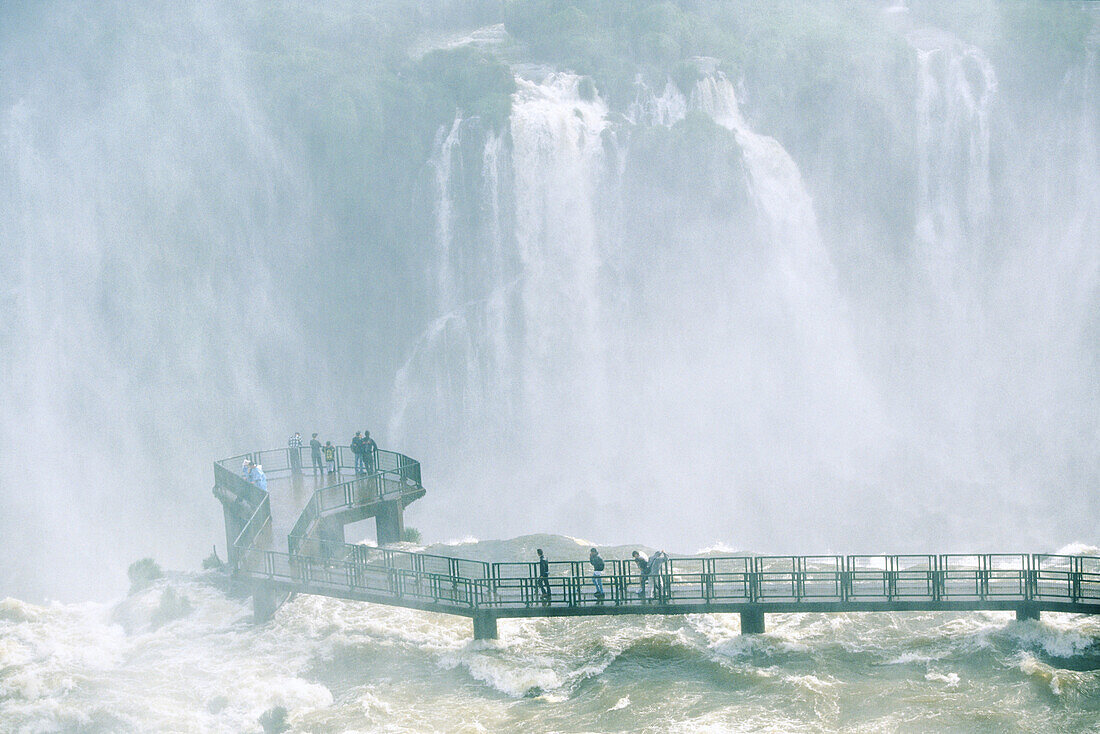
[0, 578, 337, 733]
[608, 695, 631, 711]
[1055, 542, 1100, 557]
[924, 670, 961, 687]
[886, 651, 945, 665]
[1005, 618, 1099, 659]
[693, 542, 743, 555]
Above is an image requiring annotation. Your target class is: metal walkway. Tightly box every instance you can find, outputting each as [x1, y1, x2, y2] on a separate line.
[214, 446, 1100, 639]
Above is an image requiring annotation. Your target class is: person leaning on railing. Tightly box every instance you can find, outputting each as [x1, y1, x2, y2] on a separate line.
[363, 431, 378, 473]
[288, 432, 303, 474]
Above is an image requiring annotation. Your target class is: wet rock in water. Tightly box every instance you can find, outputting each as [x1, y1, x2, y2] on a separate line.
[259, 706, 289, 733]
[127, 558, 163, 595]
[150, 586, 193, 629]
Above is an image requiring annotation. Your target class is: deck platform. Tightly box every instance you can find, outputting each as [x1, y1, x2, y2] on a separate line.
[214, 445, 1100, 639]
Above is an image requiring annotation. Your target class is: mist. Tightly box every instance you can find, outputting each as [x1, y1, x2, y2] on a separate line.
[2, 0, 1097, 602]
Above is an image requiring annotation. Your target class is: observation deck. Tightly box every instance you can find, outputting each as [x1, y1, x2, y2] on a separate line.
[213, 446, 1100, 640]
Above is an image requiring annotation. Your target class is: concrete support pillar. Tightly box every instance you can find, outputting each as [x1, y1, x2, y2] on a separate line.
[223, 505, 245, 567]
[740, 608, 765, 634]
[1016, 603, 1041, 622]
[375, 499, 405, 545]
[322, 518, 346, 544]
[473, 612, 498, 640]
[253, 584, 279, 624]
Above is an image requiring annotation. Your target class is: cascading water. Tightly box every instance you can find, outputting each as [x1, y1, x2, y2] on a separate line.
[0, 2, 316, 600]
[2, 0, 1098, 599]
[910, 30, 997, 294]
[392, 73, 616, 484]
[393, 67, 891, 546]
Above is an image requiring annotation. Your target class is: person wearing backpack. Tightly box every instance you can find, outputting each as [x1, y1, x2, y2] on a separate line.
[323, 441, 337, 475]
[589, 548, 605, 601]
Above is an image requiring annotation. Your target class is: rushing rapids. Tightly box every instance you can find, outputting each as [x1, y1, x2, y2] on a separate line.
[3, 539, 1100, 732]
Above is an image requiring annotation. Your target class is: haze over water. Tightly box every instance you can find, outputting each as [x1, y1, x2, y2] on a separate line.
[1, 1, 1099, 730]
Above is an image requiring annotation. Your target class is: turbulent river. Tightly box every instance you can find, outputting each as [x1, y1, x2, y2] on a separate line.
[3, 537, 1100, 733]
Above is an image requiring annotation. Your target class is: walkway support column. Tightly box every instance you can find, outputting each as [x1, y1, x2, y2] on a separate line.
[740, 607, 765, 634]
[473, 612, 498, 640]
[222, 505, 245, 567]
[1016, 603, 1041, 622]
[253, 583, 279, 624]
[376, 499, 405, 545]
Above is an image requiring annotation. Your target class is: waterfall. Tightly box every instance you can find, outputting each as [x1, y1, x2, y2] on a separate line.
[909, 30, 997, 287]
[509, 74, 611, 452]
[0, 2, 312, 600]
[392, 73, 615, 474]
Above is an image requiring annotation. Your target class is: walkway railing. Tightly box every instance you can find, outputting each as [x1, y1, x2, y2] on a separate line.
[215, 443, 423, 562]
[232, 545, 1100, 614]
[287, 450, 423, 555]
[216, 446, 1100, 620]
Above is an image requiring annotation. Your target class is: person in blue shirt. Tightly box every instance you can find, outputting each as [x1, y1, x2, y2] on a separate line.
[253, 464, 267, 492]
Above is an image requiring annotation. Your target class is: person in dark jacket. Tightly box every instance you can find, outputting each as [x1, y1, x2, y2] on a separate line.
[589, 548, 605, 600]
[362, 431, 378, 473]
[351, 431, 364, 474]
[536, 548, 551, 605]
[310, 433, 323, 475]
[646, 550, 668, 602]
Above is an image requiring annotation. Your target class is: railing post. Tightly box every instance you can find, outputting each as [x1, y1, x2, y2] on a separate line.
[932, 556, 943, 602]
[1071, 557, 1082, 603]
[748, 557, 760, 603]
[841, 557, 851, 602]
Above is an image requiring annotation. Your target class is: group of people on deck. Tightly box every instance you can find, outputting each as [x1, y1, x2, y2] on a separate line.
[534, 547, 671, 605]
[240, 459, 267, 490]
[241, 431, 379, 485]
[294, 431, 378, 476]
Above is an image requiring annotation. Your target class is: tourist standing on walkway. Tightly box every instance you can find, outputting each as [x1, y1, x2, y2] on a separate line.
[310, 433, 323, 475]
[323, 441, 336, 475]
[536, 549, 551, 605]
[363, 430, 378, 473]
[253, 464, 268, 492]
[646, 550, 668, 601]
[241, 459, 252, 479]
[589, 548, 605, 600]
[632, 550, 650, 599]
[351, 431, 365, 474]
[288, 432, 303, 474]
